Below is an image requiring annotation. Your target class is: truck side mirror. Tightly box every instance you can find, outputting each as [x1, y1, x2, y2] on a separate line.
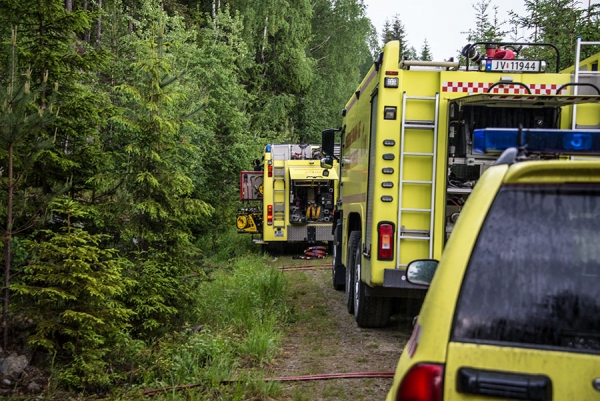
[321, 128, 338, 156]
[406, 259, 439, 286]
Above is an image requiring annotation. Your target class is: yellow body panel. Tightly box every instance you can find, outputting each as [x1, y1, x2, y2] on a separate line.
[443, 343, 600, 400]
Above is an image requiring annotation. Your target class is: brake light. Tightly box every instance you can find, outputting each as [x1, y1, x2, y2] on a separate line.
[268, 163, 273, 177]
[378, 222, 394, 260]
[396, 363, 444, 401]
[267, 205, 273, 224]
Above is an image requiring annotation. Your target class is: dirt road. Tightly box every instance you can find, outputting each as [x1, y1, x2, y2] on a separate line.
[267, 258, 417, 401]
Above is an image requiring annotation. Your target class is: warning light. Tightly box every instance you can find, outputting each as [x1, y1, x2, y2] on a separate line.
[473, 128, 600, 154]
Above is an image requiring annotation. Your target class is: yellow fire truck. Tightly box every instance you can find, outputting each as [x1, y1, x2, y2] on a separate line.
[321, 39, 600, 327]
[237, 143, 339, 250]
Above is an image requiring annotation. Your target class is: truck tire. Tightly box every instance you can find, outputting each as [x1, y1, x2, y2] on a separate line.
[345, 231, 361, 314]
[353, 240, 390, 328]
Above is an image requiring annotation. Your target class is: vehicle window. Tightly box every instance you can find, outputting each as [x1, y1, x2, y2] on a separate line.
[452, 185, 600, 353]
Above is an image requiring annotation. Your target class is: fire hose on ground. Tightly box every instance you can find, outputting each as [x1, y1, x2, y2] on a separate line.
[140, 371, 396, 397]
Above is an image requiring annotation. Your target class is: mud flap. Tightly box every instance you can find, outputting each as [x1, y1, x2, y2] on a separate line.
[332, 222, 345, 289]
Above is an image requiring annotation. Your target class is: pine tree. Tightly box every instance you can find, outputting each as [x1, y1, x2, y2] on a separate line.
[106, 1, 213, 335]
[12, 198, 133, 389]
[0, 28, 57, 350]
[467, 0, 508, 44]
[380, 14, 413, 60]
[420, 39, 433, 61]
[0, 0, 110, 351]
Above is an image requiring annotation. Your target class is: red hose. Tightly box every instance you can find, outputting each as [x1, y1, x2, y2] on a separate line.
[264, 371, 395, 381]
[141, 371, 395, 396]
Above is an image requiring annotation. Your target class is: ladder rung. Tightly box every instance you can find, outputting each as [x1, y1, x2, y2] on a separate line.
[402, 180, 433, 184]
[405, 121, 435, 129]
[399, 235, 431, 240]
[400, 208, 432, 212]
[404, 152, 434, 156]
[405, 96, 436, 101]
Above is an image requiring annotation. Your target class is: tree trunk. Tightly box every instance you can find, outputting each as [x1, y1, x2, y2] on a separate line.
[65, 0, 72, 11]
[3, 142, 14, 351]
[84, 0, 90, 43]
[96, 0, 102, 45]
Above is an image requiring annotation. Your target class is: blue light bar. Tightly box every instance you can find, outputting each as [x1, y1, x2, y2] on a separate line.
[266, 144, 272, 152]
[473, 128, 600, 154]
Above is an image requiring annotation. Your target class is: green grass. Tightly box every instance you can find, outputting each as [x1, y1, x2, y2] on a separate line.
[105, 250, 289, 400]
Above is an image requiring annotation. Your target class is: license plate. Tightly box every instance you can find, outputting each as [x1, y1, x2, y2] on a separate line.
[482, 59, 543, 73]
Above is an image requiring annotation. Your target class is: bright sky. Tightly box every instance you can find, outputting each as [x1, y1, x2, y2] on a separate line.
[364, 0, 599, 61]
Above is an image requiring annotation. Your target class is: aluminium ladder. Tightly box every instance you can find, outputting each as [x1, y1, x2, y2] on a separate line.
[271, 146, 287, 228]
[396, 92, 440, 268]
[571, 37, 600, 129]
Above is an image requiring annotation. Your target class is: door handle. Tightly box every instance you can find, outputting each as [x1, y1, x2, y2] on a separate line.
[457, 367, 552, 401]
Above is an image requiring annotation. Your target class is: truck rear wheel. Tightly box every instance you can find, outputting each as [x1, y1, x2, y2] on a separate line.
[345, 231, 361, 314]
[353, 240, 390, 328]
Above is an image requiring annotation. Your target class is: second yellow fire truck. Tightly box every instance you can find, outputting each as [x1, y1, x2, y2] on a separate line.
[321, 39, 600, 327]
[237, 143, 339, 250]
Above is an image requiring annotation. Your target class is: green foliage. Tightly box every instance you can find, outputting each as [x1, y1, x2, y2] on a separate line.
[420, 39, 434, 61]
[98, 2, 215, 336]
[197, 225, 260, 262]
[510, 0, 600, 70]
[0, 0, 387, 395]
[104, 253, 287, 400]
[12, 198, 133, 390]
[381, 14, 416, 60]
[196, 255, 288, 349]
[297, 0, 373, 143]
[466, 0, 509, 44]
[125, 253, 200, 336]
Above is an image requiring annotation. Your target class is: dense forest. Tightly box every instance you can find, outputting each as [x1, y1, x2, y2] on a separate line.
[1, 0, 599, 397]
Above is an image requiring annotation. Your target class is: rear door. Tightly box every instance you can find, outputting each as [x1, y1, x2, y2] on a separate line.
[443, 184, 600, 400]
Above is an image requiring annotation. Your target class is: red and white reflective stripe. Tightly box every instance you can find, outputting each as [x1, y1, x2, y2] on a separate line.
[442, 81, 568, 95]
[406, 321, 422, 358]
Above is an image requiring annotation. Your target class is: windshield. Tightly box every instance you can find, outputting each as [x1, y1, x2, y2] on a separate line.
[452, 185, 600, 353]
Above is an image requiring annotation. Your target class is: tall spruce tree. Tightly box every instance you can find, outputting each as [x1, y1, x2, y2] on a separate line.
[105, 0, 213, 335]
[0, 0, 108, 350]
[0, 29, 57, 350]
[381, 14, 415, 60]
[420, 39, 434, 61]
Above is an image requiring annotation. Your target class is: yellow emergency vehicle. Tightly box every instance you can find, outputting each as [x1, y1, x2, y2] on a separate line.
[320, 39, 600, 327]
[237, 143, 339, 249]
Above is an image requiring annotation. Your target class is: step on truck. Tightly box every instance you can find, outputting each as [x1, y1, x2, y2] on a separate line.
[320, 39, 600, 327]
[237, 143, 340, 250]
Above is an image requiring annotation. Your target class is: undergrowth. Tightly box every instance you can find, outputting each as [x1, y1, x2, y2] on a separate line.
[108, 246, 289, 400]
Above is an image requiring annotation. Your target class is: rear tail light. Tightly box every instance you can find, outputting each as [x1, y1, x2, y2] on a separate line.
[268, 163, 273, 177]
[378, 222, 394, 260]
[396, 363, 444, 401]
[267, 205, 273, 224]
